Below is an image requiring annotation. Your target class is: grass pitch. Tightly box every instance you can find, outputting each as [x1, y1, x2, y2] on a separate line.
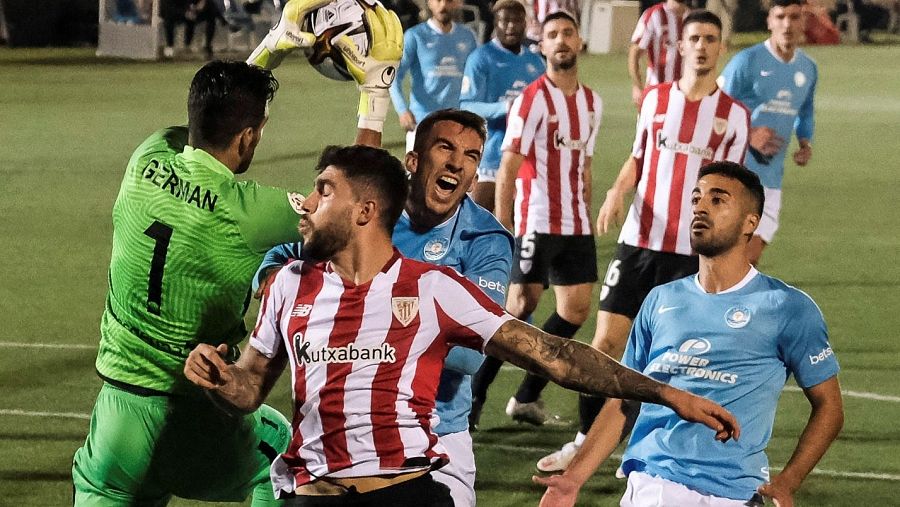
[0, 42, 898, 506]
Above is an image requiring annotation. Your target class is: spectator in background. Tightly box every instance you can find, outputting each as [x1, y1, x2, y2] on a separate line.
[162, 0, 223, 59]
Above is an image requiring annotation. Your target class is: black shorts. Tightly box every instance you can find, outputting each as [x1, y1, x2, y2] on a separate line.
[598, 243, 699, 318]
[293, 472, 453, 506]
[510, 233, 598, 287]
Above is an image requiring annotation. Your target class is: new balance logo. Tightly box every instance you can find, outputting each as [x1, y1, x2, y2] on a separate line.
[291, 304, 312, 317]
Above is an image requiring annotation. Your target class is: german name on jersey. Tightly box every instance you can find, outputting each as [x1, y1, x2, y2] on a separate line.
[621, 269, 839, 501]
[502, 75, 602, 237]
[97, 127, 303, 394]
[250, 251, 513, 495]
[619, 82, 749, 255]
[720, 40, 817, 189]
[389, 21, 477, 121]
[631, 3, 684, 86]
[460, 39, 545, 172]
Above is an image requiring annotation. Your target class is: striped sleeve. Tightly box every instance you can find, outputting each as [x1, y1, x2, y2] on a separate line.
[631, 8, 654, 47]
[585, 90, 603, 157]
[249, 261, 299, 358]
[724, 100, 751, 164]
[501, 85, 545, 157]
[431, 268, 514, 351]
[631, 87, 656, 159]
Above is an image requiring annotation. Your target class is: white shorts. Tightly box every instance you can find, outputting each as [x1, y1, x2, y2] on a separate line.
[620, 471, 758, 507]
[755, 187, 782, 244]
[476, 166, 498, 183]
[432, 430, 476, 507]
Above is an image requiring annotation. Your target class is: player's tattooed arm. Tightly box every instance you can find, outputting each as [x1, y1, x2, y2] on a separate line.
[484, 319, 741, 441]
[184, 343, 287, 415]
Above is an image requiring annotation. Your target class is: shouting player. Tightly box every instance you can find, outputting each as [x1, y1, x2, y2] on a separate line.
[537, 162, 843, 507]
[255, 109, 513, 506]
[538, 10, 750, 472]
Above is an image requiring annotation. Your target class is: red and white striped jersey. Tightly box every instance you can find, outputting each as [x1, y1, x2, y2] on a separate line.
[631, 3, 684, 87]
[502, 75, 602, 237]
[619, 82, 750, 255]
[249, 250, 512, 496]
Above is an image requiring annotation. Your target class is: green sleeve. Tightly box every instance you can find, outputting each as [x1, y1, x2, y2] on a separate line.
[229, 181, 304, 254]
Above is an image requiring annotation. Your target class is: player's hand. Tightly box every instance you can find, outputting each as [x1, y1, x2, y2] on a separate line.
[793, 140, 812, 166]
[631, 84, 643, 107]
[333, 1, 402, 131]
[184, 343, 233, 391]
[748, 126, 785, 157]
[398, 111, 417, 131]
[247, 0, 334, 69]
[662, 386, 741, 442]
[533, 474, 580, 507]
[254, 266, 281, 299]
[758, 474, 796, 507]
[596, 188, 626, 235]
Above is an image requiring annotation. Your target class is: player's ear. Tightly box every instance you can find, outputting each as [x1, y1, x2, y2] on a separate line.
[468, 173, 478, 193]
[356, 198, 378, 226]
[405, 151, 419, 175]
[237, 126, 256, 156]
[744, 212, 760, 237]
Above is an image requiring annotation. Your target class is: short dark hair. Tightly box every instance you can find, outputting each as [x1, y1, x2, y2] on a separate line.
[316, 145, 409, 233]
[188, 60, 279, 150]
[492, 0, 526, 16]
[770, 0, 803, 8]
[542, 10, 579, 30]
[413, 109, 487, 154]
[698, 161, 765, 217]
[682, 9, 722, 37]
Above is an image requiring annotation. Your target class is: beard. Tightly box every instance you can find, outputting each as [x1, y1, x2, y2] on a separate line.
[690, 226, 744, 257]
[301, 213, 353, 262]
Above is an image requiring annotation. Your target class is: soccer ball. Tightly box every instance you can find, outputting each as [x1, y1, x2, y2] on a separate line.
[302, 0, 373, 81]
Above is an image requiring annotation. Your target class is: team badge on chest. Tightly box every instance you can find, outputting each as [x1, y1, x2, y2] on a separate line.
[392, 297, 420, 327]
[424, 237, 450, 261]
[724, 305, 752, 328]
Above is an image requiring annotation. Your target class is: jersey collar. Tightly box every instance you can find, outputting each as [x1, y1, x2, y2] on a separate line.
[427, 19, 456, 34]
[491, 38, 522, 55]
[693, 266, 759, 294]
[764, 39, 796, 64]
[180, 145, 234, 179]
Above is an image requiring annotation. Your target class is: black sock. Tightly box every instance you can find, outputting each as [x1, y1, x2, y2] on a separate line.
[578, 394, 607, 435]
[472, 355, 504, 403]
[515, 313, 581, 403]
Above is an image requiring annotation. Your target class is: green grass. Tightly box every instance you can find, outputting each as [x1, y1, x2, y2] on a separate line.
[1, 43, 898, 506]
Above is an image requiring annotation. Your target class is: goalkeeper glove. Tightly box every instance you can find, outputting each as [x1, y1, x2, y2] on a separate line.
[247, 0, 335, 70]
[333, 1, 403, 132]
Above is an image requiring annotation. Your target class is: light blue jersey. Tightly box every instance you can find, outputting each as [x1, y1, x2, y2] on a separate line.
[621, 268, 839, 501]
[460, 39, 544, 175]
[720, 41, 817, 189]
[389, 21, 478, 123]
[256, 197, 513, 435]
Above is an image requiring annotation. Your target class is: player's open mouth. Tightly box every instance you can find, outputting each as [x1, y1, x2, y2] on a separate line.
[435, 175, 460, 194]
[691, 220, 710, 232]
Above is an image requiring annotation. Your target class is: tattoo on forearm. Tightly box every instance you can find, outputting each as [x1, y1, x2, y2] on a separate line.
[490, 320, 665, 404]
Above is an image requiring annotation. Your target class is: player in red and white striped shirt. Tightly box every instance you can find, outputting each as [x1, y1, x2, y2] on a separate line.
[537, 10, 751, 474]
[628, 0, 689, 106]
[475, 11, 603, 427]
[183, 144, 740, 505]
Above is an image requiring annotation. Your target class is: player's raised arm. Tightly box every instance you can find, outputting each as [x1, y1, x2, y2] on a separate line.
[247, 0, 335, 69]
[333, 2, 403, 147]
[483, 319, 740, 441]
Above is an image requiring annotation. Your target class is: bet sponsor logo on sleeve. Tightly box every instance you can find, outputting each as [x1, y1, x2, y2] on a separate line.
[809, 345, 834, 366]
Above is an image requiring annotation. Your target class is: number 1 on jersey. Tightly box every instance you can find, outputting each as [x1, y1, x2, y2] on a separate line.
[144, 220, 173, 315]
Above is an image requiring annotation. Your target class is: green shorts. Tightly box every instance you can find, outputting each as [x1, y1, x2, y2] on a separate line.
[72, 382, 291, 506]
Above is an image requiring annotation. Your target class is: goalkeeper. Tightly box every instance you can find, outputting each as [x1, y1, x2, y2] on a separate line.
[71, 3, 402, 506]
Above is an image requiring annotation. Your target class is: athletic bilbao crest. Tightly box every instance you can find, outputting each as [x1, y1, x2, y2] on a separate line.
[713, 118, 728, 136]
[391, 297, 419, 327]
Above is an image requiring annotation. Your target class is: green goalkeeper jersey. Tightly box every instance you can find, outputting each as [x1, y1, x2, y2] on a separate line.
[96, 127, 304, 394]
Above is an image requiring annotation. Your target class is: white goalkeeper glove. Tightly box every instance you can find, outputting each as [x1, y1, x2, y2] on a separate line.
[247, 0, 335, 70]
[333, 2, 403, 132]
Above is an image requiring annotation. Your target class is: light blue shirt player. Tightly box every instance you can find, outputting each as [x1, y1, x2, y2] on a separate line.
[620, 268, 839, 501]
[460, 39, 544, 180]
[720, 40, 817, 190]
[256, 196, 513, 435]
[389, 20, 478, 124]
